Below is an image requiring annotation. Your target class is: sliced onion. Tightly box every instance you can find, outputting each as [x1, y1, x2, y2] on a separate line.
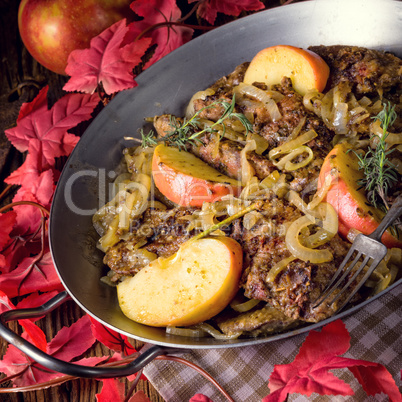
[266, 256, 296, 282]
[287, 116, 307, 141]
[248, 133, 269, 154]
[185, 88, 215, 119]
[194, 323, 242, 339]
[198, 118, 246, 142]
[370, 120, 402, 145]
[307, 169, 337, 211]
[166, 326, 207, 337]
[243, 210, 263, 229]
[240, 139, 256, 185]
[271, 174, 290, 199]
[98, 214, 120, 252]
[234, 83, 282, 121]
[269, 130, 317, 160]
[288, 190, 320, 218]
[303, 90, 323, 114]
[230, 298, 260, 312]
[332, 102, 349, 134]
[273, 145, 314, 171]
[285, 215, 333, 263]
[260, 170, 281, 189]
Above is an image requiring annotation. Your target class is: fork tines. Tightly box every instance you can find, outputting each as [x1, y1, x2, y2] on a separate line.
[313, 234, 388, 312]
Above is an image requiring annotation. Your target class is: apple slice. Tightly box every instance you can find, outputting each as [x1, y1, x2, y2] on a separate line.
[318, 142, 402, 248]
[117, 236, 243, 327]
[244, 45, 330, 96]
[152, 144, 242, 207]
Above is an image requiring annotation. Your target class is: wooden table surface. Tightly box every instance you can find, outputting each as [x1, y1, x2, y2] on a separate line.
[0, 0, 164, 400]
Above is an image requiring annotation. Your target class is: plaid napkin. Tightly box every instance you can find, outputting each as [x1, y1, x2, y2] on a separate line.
[143, 283, 402, 401]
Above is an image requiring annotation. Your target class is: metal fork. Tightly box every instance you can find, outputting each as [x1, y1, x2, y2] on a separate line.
[313, 193, 402, 312]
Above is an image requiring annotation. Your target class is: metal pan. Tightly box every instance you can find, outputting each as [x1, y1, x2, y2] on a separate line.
[2, 0, 402, 378]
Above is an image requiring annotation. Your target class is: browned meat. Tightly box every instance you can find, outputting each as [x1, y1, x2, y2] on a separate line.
[153, 114, 277, 182]
[308, 45, 402, 94]
[192, 62, 250, 122]
[216, 303, 298, 337]
[104, 207, 199, 280]
[187, 76, 335, 191]
[257, 77, 334, 148]
[230, 195, 354, 323]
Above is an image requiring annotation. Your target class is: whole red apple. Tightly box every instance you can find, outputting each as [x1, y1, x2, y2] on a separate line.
[18, 0, 133, 75]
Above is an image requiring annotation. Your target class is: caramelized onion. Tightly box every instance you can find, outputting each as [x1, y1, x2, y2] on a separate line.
[269, 130, 317, 160]
[234, 83, 282, 121]
[370, 120, 402, 145]
[166, 326, 207, 337]
[307, 169, 337, 210]
[185, 88, 215, 118]
[273, 145, 314, 171]
[266, 256, 296, 282]
[230, 298, 260, 312]
[240, 139, 256, 185]
[194, 323, 242, 339]
[286, 215, 333, 263]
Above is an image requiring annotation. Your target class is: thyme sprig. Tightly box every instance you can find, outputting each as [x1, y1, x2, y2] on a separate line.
[352, 101, 399, 211]
[140, 95, 253, 149]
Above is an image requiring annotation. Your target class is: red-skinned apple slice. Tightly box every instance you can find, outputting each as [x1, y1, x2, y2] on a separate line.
[318, 142, 402, 248]
[244, 45, 330, 96]
[152, 144, 242, 207]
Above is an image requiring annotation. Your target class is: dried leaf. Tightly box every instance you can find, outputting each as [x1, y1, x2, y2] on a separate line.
[0, 211, 17, 251]
[0, 249, 64, 298]
[0, 315, 96, 387]
[5, 87, 100, 168]
[130, 0, 193, 68]
[97, 379, 151, 402]
[64, 19, 151, 95]
[89, 316, 136, 355]
[189, 0, 265, 25]
[96, 378, 125, 401]
[264, 320, 400, 401]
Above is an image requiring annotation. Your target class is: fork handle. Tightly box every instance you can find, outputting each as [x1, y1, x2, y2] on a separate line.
[370, 194, 402, 241]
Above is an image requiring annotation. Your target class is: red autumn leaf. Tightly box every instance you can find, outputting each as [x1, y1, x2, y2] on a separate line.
[5, 86, 100, 168]
[128, 390, 152, 402]
[0, 248, 64, 298]
[1, 190, 44, 253]
[96, 378, 125, 401]
[189, 0, 265, 25]
[89, 317, 147, 382]
[0, 211, 17, 250]
[97, 380, 151, 402]
[0, 214, 42, 274]
[64, 19, 151, 95]
[129, 0, 193, 68]
[349, 365, 402, 402]
[0, 291, 59, 351]
[0, 211, 17, 268]
[264, 320, 400, 401]
[89, 316, 136, 355]
[0, 291, 46, 350]
[0, 314, 96, 386]
[6, 144, 55, 208]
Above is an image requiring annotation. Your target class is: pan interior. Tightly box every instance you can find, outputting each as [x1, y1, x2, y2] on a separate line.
[49, 0, 402, 348]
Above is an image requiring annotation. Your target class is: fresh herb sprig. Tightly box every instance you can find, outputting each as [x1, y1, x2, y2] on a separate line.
[352, 101, 399, 211]
[139, 95, 253, 149]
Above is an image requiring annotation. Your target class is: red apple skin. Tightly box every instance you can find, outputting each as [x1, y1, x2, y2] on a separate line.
[18, 0, 133, 75]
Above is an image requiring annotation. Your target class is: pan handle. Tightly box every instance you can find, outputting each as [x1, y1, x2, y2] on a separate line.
[0, 290, 184, 378]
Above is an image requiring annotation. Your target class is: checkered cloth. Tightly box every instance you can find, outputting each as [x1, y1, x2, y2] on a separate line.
[143, 283, 402, 401]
